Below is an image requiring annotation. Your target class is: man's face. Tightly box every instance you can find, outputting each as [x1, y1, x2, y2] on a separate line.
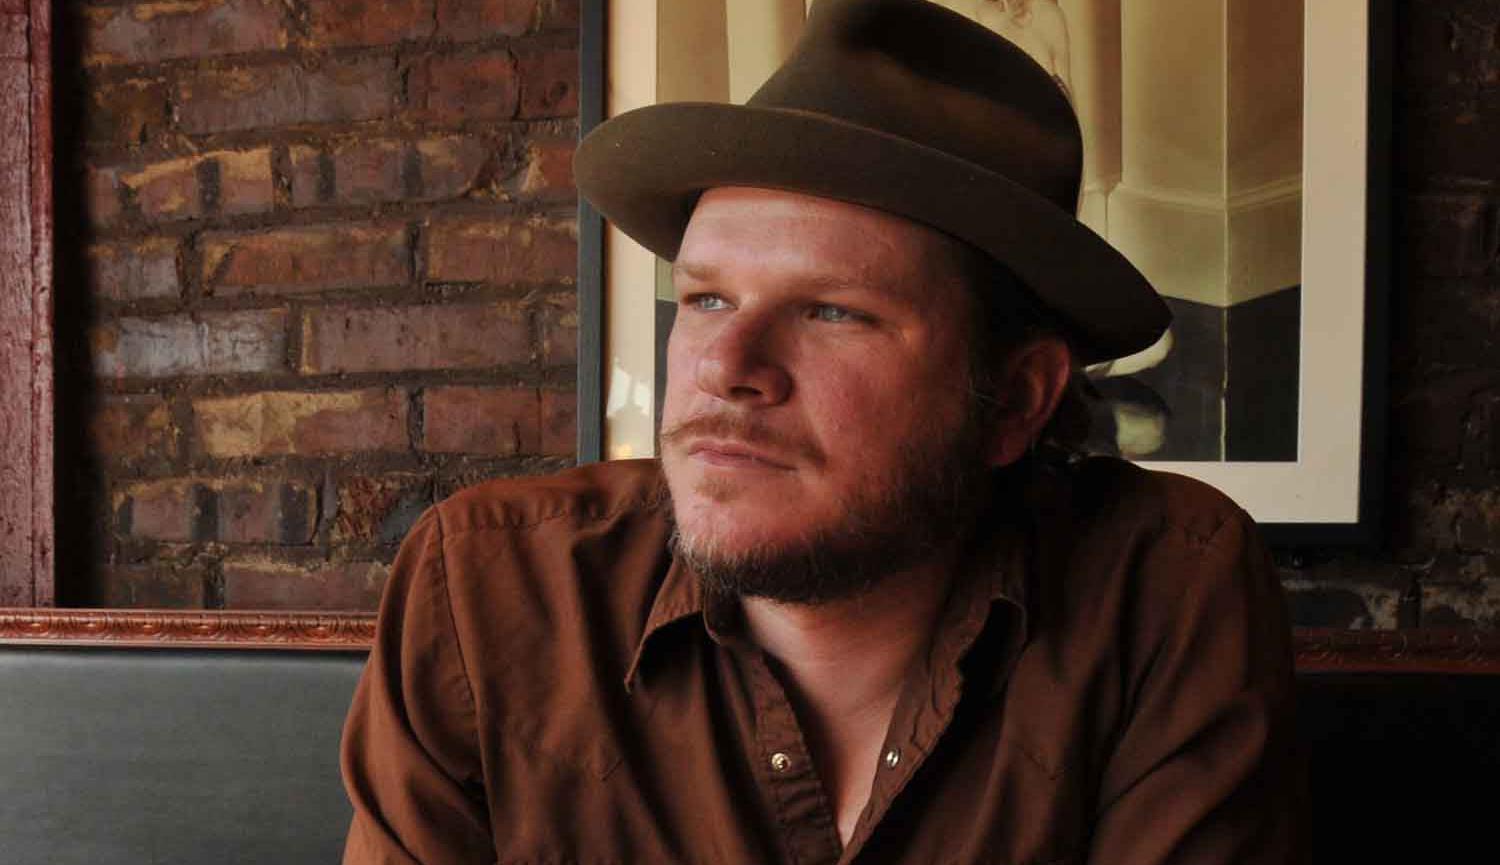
[659, 187, 994, 603]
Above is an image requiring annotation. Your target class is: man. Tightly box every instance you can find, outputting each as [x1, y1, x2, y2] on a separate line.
[340, 1, 1303, 863]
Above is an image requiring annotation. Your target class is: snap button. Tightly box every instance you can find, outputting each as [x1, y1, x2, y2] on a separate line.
[883, 748, 901, 769]
[770, 752, 792, 773]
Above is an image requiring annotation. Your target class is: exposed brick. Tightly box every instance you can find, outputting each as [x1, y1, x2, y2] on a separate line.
[422, 387, 540, 454]
[84, 0, 286, 66]
[1407, 193, 1498, 278]
[219, 478, 318, 544]
[540, 293, 577, 366]
[222, 559, 389, 610]
[540, 389, 576, 456]
[89, 238, 180, 302]
[86, 78, 170, 145]
[516, 45, 578, 119]
[332, 474, 432, 546]
[175, 58, 399, 134]
[193, 389, 410, 458]
[201, 223, 410, 296]
[434, 0, 537, 39]
[415, 135, 491, 199]
[410, 51, 519, 122]
[307, 0, 435, 48]
[425, 214, 575, 284]
[92, 309, 288, 380]
[116, 478, 209, 542]
[112, 148, 274, 222]
[289, 140, 402, 207]
[514, 135, 574, 200]
[300, 303, 530, 374]
[88, 166, 123, 228]
[540, 0, 579, 29]
[104, 563, 207, 609]
[90, 394, 176, 462]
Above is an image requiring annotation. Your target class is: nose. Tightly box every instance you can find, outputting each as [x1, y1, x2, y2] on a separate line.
[692, 313, 792, 406]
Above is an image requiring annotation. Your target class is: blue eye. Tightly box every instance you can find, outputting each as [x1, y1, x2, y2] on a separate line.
[810, 304, 855, 323]
[689, 294, 730, 311]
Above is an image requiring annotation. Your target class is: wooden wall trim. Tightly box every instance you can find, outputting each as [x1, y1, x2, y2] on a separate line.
[0, 608, 376, 651]
[1295, 627, 1500, 674]
[0, 0, 53, 606]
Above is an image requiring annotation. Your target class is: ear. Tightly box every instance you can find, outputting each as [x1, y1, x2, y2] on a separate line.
[984, 335, 1074, 468]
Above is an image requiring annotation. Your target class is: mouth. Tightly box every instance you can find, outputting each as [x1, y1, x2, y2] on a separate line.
[683, 438, 796, 471]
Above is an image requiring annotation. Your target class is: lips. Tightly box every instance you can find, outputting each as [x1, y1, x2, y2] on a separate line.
[684, 438, 795, 470]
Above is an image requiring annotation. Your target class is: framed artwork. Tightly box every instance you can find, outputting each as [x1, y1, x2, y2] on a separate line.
[578, 0, 1390, 545]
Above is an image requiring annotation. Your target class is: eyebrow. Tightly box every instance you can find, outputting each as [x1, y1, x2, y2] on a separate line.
[670, 260, 882, 296]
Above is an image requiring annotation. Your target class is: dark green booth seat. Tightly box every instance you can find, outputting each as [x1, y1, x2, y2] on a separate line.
[3, 646, 1499, 864]
[0, 647, 365, 865]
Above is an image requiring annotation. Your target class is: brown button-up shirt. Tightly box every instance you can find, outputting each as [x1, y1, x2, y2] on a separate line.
[341, 457, 1303, 864]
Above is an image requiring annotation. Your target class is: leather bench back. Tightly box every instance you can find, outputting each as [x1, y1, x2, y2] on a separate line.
[0, 647, 365, 865]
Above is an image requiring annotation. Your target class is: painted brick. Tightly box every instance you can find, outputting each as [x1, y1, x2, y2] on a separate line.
[300, 303, 530, 374]
[92, 309, 288, 380]
[332, 474, 433, 546]
[222, 559, 389, 610]
[90, 394, 176, 462]
[425, 214, 576, 284]
[516, 45, 578, 119]
[113, 148, 274, 222]
[88, 238, 180, 302]
[410, 51, 519, 122]
[219, 478, 318, 544]
[84, 0, 286, 66]
[193, 389, 410, 458]
[540, 388, 576, 456]
[422, 387, 540, 454]
[116, 478, 209, 542]
[307, 0, 435, 48]
[434, 0, 537, 39]
[201, 223, 411, 296]
[415, 136, 491, 199]
[86, 78, 170, 145]
[104, 564, 207, 609]
[514, 135, 574, 200]
[175, 58, 399, 134]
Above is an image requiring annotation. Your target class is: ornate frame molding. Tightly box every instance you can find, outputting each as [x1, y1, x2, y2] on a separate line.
[0, 608, 376, 651]
[1294, 627, 1500, 674]
[3, 612, 1499, 669]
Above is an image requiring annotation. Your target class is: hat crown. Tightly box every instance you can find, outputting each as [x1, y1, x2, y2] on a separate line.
[749, 0, 1082, 212]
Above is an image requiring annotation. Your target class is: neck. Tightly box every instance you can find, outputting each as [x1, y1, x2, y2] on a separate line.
[741, 555, 957, 721]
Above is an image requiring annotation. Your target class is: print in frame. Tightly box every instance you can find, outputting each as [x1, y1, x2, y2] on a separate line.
[578, 0, 1391, 545]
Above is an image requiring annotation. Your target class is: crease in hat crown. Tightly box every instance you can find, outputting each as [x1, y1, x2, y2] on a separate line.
[574, 0, 1170, 365]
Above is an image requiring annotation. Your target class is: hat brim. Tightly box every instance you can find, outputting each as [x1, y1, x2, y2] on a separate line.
[574, 102, 1170, 365]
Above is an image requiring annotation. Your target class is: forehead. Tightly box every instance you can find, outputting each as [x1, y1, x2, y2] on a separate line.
[675, 187, 973, 295]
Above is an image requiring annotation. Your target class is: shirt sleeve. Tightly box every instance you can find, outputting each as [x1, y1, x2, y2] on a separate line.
[1086, 508, 1308, 865]
[341, 507, 495, 865]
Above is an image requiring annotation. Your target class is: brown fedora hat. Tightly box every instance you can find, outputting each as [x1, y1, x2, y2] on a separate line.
[574, 0, 1169, 364]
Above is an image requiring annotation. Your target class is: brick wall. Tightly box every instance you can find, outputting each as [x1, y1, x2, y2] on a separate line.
[49, 0, 1500, 626]
[1280, 1, 1500, 629]
[55, 0, 580, 609]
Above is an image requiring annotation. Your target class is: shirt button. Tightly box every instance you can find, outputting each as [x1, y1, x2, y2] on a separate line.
[770, 752, 792, 773]
[883, 748, 901, 769]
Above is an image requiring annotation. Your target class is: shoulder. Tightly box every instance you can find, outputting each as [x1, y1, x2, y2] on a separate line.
[1065, 456, 1254, 553]
[431, 458, 668, 538]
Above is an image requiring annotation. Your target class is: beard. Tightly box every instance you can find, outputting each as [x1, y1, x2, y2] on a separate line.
[660, 403, 994, 605]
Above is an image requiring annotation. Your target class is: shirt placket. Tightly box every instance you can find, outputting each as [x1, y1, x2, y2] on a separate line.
[743, 648, 846, 865]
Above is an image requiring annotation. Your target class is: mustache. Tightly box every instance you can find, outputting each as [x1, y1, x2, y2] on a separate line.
[659, 414, 825, 466]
